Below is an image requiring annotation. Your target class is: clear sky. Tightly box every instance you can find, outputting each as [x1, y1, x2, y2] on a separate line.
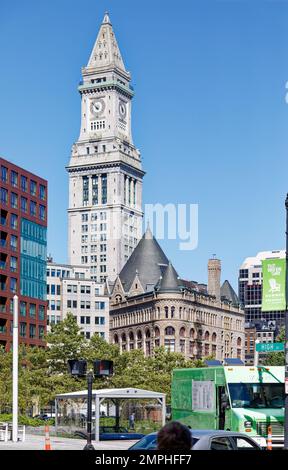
[1, 0, 288, 290]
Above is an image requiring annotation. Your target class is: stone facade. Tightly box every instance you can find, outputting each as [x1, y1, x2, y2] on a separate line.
[109, 290, 245, 361]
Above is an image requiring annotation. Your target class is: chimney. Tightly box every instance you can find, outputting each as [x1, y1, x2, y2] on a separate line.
[208, 256, 221, 301]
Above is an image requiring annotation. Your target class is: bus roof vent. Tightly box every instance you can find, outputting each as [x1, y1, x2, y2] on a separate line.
[224, 358, 245, 366]
[205, 360, 222, 367]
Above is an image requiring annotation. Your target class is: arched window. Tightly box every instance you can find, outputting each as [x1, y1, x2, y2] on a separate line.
[114, 334, 119, 344]
[145, 329, 151, 338]
[237, 337, 242, 347]
[205, 331, 210, 341]
[137, 330, 143, 350]
[115, 295, 122, 303]
[212, 332, 217, 342]
[180, 327, 186, 338]
[190, 328, 195, 339]
[137, 330, 142, 340]
[154, 326, 160, 348]
[122, 333, 126, 343]
[171, 306, 175, 318]
[198, 329, 203, 340]
[129, 331, 134, 341]
[164, 306, 169, 319]
[165, 326, 175, 336]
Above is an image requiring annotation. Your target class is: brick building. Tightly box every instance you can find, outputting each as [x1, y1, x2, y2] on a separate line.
[0, 157, 47, 350]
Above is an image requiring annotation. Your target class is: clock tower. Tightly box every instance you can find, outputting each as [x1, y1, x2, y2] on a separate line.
[67, 13, 144, 283]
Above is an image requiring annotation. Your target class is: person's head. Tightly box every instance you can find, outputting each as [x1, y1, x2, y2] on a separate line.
[157, 421, 192, 450]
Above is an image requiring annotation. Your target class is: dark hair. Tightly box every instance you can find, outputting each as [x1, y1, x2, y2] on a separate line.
[157, 421, 192, 450]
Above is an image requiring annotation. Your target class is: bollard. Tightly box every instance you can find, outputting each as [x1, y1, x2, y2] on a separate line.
[267, 425, 272, 451]
[44, 424, 52, 450]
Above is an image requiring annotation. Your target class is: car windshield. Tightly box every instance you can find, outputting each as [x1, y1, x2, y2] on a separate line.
[228, 383, 284, 408]
[130, 434, 157, 450]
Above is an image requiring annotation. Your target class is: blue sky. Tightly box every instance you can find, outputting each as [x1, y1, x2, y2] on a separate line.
[1, 0, 288, 290]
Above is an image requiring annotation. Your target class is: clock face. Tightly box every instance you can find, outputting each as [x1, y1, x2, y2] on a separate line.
[90, 99, 105, 116]
[119, 101, 127, 119]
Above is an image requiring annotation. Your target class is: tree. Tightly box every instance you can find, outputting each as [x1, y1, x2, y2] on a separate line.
[46, 313, 88, 373]
[263, 327, 285, 366]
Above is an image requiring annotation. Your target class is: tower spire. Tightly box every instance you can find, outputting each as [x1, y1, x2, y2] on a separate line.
[86, 12, 127, 74]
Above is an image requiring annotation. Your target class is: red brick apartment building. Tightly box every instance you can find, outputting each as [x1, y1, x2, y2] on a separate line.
[0, 157, 47, 350]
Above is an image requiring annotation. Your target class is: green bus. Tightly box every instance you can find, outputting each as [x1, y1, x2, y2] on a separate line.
[171, 365, 284, 448]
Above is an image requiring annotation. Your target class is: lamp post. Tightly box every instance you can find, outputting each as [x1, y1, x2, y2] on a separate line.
[285, 195, 288, 450]
[12, 294, 18, 443]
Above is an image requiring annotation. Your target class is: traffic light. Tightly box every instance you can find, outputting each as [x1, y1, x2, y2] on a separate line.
[67, 359, 87, 377]
[94, 360, 113, 377]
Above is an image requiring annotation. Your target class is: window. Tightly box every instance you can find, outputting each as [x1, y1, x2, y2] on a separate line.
[10, 214, 18, 230]
[10, 278, 17, 293]
[82, 213, 88, 222]
[83, 177, 89, 206]
[39, 205, 46, 221]
[95, 301, 105, 310]
[11, 192, 18, 208]
[20, 322, 27, 338]
[0, 188, 8, 205]
[90, 120, 106, 131]
[21, 197, 27, 212]
[210, 437, 234, 450]
[29, 304, 36, 318]
[30, 180, 37, 196]
[10, 256, 17, 272]
[30, 201, 37, 217]
[39, 184, 46, 200]
[29, 324, 36, 339]
[92, 176, 98, 205]
[1, 166, 8, 183]
[101, 174, 107, 204]
[39, 305, 45, 321]
[21, 175, 27, 192]
[20, 301, 27, 317]
[10, 235, 18, 251]
[11, 171, 18, 187]
[39, 325, 45, 339]
[95, 317, 105, 325]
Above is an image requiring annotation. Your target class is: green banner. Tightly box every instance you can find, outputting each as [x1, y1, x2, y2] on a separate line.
[262, 258, 286, 312]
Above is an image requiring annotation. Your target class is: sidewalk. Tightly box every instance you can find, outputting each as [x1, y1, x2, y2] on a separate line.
[0, 433, 137, 450]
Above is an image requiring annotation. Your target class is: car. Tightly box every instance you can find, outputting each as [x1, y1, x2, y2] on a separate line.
[74, 426, 145, 441]
[128, 429, 264, 450]
[33, 414, 52, 421]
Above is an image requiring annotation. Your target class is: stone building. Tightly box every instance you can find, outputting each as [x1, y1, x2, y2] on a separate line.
[109, 227, 245, 361]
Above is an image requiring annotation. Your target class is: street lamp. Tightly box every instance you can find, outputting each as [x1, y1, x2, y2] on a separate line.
[285, 194, 288, 450]
[67, 359, 113, 450]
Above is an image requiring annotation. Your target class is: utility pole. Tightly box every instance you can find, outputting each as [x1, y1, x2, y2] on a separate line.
[12, 294, 18, 443]
[254, 339, 260, 367]
[285, 194, 288, 450]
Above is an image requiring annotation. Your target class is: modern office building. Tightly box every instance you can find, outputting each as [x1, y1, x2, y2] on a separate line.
[109, 227, 245, 361]
[239, 250, 284, 363]
[47, 260, 109, 340]
[0, 157, 47, 350]
[67, 13, 144, 283]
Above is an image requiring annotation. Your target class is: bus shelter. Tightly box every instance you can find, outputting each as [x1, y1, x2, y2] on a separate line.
[55, 387, 166, 442]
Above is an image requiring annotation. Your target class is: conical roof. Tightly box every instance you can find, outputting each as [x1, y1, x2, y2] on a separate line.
[119, 226, 169, 292]
[158, 262, 182, 292]
[87, 12, 127, 73]
[221, 280, 239, 306]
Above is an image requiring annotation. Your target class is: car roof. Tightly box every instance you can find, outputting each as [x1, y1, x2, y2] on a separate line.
[142, 430, 255, 438]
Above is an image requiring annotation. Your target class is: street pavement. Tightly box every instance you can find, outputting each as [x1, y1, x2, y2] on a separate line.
[0, 433, 137, 450]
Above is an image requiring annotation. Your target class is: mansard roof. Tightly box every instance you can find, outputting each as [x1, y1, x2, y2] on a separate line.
[119, 226, 169, 293]
[221, 280, 239, 306]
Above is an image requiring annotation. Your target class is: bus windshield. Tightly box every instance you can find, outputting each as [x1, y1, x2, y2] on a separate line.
[228, 383, 284, 409]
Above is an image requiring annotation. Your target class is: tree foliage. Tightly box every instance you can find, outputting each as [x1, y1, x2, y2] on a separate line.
[0, 314, 208, 412]
[263, 327, 285, 366]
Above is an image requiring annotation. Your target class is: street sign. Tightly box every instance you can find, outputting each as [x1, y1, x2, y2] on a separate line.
[256, 342, 284, 352]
